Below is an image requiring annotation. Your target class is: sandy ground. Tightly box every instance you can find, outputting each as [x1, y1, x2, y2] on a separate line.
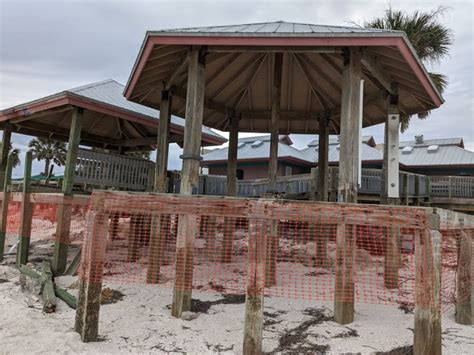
[0, 262, 473, 354]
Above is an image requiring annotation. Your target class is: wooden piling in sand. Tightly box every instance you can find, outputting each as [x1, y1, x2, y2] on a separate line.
[384, 224, 400, 289]
[334, 221, 356, 325]
[75, 197, 108, 342]
[243, 201, 267, 355]
[0, 153, 13, 261]
[414, 213, 441, 355]
[455, 224, 473, 325]
[17, 151, 33, 265]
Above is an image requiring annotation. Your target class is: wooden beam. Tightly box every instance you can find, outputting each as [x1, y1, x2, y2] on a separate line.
[9, 106, 74, 125]
[52, 107, 83, 275]
[361, 49, 395, 95]
[172, 48, 206, 318]
[226, 112, 239, 196]
[164, 56, 189, 90]
[173, 87, 227, 115]
[208, 45, 343, 53]
[338, 48, 362, 203]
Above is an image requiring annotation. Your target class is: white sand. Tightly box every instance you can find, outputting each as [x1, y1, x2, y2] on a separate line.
[0, 264, 473, 354]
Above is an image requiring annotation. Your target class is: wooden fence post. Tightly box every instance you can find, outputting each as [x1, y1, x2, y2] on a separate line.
[456, 223, 473, 325]
[414, 213, 441, 355]
[75, 195, 108, 342]
[265, 217, 278, 287]
[243, 201, 267, 355]
[17, 151, 33, 265]
[0, 154, 13, 261]
[127, 215, 140, 262]
[334, 219, 356, 324]
[384, 212, 400, 289]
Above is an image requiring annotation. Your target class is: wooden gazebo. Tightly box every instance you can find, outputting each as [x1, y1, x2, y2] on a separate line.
[0, 79, 226, 274]
[123, 21, 443, 322]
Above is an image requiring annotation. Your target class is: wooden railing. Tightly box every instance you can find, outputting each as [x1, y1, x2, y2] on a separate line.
[430, 176, 474, 199]
[75, 149, 154, 191]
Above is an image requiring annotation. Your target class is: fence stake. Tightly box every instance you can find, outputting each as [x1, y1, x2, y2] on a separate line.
[243, 201, 266, 355]
[0, 154, 13, 261]
[265, 219, 278, 287]
[75, 196, 108, 342]
[127, 215, 140, 262]
[334, 221, 356, 324]
[456, 223, 473, 325]
[220, 218, 235, 263]
[414, 214, 441, 355]
[17, 151, 33, 265]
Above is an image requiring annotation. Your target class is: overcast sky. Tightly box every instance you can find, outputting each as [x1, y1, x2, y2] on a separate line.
[1, 0, 473, 177]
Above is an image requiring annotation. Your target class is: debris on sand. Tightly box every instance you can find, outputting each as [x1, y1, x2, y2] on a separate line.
[101, 288, 125, 305]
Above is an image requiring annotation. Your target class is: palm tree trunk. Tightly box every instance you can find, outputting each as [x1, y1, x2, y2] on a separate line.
[44, 159, 50, 176]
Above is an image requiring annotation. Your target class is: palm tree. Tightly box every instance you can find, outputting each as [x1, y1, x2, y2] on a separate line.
[28, 138, 67, 176]
[8, 143, 21, 169]
[364, 7, 453, 130]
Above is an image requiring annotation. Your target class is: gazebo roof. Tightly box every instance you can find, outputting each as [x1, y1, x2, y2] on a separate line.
[0, 79, 226, 149]
[124, 21, 443, 134]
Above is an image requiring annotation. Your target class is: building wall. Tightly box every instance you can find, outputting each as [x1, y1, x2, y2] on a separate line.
[402, 166, 474, 176]
[207, 161, 311, 180]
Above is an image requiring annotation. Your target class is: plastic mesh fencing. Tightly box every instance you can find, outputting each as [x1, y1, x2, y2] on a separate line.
[79, 191, 471, 313]
[2, 195, 89, 259]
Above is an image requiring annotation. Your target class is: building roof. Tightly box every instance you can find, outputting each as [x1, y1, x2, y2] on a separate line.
[399, 136, 464, 148]
[125, 21, 443, 135]
[0, 80, 226, 149]
[155, 21, 403, 35]
[202, 134, 383, 166]
[399, 142, 474, 167]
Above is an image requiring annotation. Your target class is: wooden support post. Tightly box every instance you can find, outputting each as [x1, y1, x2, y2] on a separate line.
[382, 89, 400, 205]
[172, 48, 206, 317]
[243, 201, 267, 355]
[415, 176, 421, 206]
[0, 153, 13, 261]
[127, 215, 140, 262]
[155, 90, 172, 193]
[226, 111, 239, 197]
[334, 221, 356, 324]
[384, 221, 400, 289]
[402, 173, 409, 205]
[317, 113, 329, 201]
[456, 224, 473, 325]
[267, 52, 283, 193]
[0, 124, 12, 189]
[414, 214, 441, 355]
[17, 151, 33, 265]
[147, 214, 170, 283]
[264, 53, 283, 288]
[52, 107, 83, 275]
[338, 48, 362, 203]
[75, 198, 108, 342]
[147, 90, 172, 283]
[220, 111, 239, 264]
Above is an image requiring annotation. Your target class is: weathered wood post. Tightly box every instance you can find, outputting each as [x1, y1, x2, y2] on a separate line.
[317, 112, 329, 202]
[265, 52, 283, 288]
[52, 107, 83, 275]
[171, 47, 206, 318]
[0, 123, 12, 188]
[382, 88, 400, 205]
[17, 151, 33, 265]
[338, 47, 362, 204]
[414, 213, 442, 355]
[334, 218, 356, 324]
[147, 89, 172, 284]
[220, 111, 239, 264]
[127, 214, 141, 262]
[456, 221, 473, 325]
[243, 200, 267, 355]
[384, 210, 400, 289]
[75, 194, 108, 342]
[0, 153, 13, 261]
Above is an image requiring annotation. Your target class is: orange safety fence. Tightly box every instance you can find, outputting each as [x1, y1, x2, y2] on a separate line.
[78, 191, 472, 313]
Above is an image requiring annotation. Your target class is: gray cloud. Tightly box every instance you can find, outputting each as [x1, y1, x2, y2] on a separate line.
[1, 0, 472, 177]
